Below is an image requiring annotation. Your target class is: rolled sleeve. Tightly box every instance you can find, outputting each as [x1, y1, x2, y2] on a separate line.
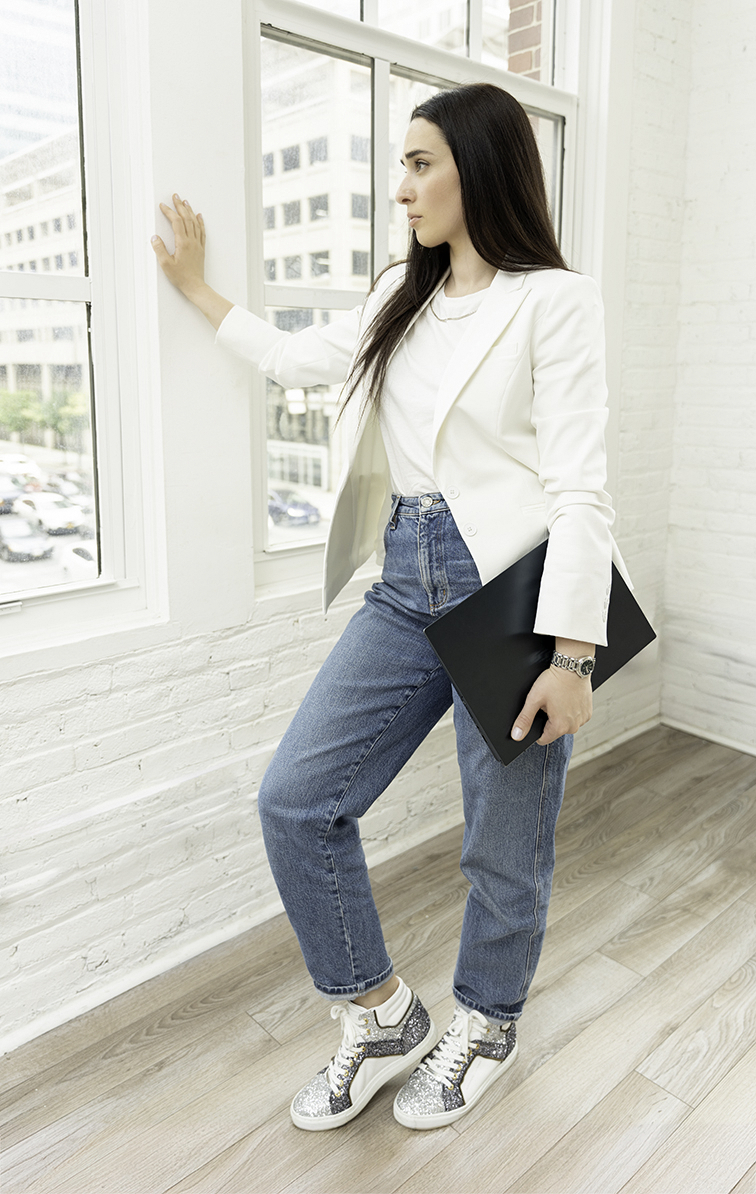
[530, 274, 615, 646]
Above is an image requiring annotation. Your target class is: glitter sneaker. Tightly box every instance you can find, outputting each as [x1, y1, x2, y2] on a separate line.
[290, 979, 437, 1131]
[393, 1005, 518, 1129]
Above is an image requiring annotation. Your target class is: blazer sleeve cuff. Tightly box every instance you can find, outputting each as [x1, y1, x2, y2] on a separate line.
[215, 304, 287, 362]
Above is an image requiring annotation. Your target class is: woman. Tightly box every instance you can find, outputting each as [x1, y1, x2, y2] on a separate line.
[152, 83, 627, 1132]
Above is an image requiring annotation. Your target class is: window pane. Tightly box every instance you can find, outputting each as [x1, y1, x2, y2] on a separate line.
[0, 0, 86, 276]
[377, 0, 468, 55]
[0, 298, 98, 596]
[261, 37, 371, 290]
[264, 307, 357, 549]
[529, 112, 563, 233]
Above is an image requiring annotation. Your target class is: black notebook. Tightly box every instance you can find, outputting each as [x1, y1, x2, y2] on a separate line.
[424, 540, 656, 765]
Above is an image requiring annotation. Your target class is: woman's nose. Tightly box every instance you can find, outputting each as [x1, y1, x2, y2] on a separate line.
[395, 178, 413, 204]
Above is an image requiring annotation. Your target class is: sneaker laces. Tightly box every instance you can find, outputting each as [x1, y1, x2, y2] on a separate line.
[325, 1002, 370, 1096]
[419, 1007, 491, 1089]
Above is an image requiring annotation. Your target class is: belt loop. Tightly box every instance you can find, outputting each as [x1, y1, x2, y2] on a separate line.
[389, 493, 401, 529]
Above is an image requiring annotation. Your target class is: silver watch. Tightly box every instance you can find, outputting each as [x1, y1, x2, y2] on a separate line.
[551, 651, 595, 678]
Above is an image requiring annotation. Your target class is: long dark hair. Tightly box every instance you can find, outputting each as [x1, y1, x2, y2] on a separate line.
[341, 82, 568, 416]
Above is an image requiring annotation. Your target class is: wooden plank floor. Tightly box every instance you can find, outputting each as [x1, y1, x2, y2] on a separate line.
[3, 725, 756, 1194]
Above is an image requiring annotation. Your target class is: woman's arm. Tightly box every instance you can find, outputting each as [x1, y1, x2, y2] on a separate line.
[151, 196, 233, 331]
[152, 195, 365, 387]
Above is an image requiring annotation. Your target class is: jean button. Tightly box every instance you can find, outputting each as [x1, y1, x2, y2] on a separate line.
[420, 495, 433, 508]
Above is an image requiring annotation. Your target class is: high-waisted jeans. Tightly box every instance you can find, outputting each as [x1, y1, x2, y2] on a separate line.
[257, 494, 572, 1022]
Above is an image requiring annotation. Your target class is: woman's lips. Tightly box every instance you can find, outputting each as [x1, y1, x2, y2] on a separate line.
[408, 215, 421, 227]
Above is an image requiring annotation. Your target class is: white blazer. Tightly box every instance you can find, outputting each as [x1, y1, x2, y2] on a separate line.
[216, 264, 631, 647]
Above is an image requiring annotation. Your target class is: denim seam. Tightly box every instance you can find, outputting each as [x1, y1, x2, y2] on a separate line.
[321, 662, 449, 986]
[517, 742, 550, 1003]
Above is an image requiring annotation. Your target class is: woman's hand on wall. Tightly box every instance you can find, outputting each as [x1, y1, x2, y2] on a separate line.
[151, 196, 233, 330]
[511, 667, 593, 746]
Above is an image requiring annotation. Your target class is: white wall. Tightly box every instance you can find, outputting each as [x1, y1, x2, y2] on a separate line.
[662, 0, 756, 752]
[2, 0, 754, 1054]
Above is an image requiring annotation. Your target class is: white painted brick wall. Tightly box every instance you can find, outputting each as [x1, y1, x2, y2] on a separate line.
[663, 0, 756, 751]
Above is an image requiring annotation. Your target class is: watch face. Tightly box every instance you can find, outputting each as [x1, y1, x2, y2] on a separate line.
[578, 657, 596, 677]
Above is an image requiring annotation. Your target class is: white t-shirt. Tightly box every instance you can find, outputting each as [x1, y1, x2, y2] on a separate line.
[379, 286, 488, 496]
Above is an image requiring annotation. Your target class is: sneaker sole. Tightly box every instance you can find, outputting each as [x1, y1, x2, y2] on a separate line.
[290, 1018, 438, 1131]
[393, 1037, 519, 1130]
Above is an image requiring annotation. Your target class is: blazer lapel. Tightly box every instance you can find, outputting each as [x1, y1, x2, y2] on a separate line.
[432, 270, 529, 442]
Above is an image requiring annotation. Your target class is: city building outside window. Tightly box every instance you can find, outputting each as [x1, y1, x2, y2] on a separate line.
[54, 254, 63, 269]
[283, 200, 301, 225]
[351, 193, 369, 219]
[263, 205, 275, 229]
[310, 251, 329, 276]
[263, 152, 274, 175]
[27, 225, 35, 239]
[264, 258, 276, 280]
[284, 254, 302, 278]
[53, 217, 62, 232]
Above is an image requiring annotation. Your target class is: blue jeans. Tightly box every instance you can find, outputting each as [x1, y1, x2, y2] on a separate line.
[258, 494, 572, 1022]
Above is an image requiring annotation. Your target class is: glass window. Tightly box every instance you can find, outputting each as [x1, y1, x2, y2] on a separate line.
[263, 205, 275, 229]
[284, 255, 302, 279]
[351, 135, 370, 163]
[0, 1, 98, 599]
[351, 193, 369, 219]
[282, 144, 301, 171]
[309, 194, 329, 220]
[308, 137, 328, 164]
[0, 299, 97, 597]
[263, 152, 274, 176]
[377, 1, 468, 55]
[264, 306, 356, 549]
[264, 258, 277, 281]
[310, 251, 330, 277]
[352, 250, 369, 275]
[261, 37, 371, 299]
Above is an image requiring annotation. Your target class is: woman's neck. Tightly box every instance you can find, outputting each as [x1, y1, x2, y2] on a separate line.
[445, 238, 497, 297]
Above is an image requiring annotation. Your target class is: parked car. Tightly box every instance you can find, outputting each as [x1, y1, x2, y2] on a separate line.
[268, 487, 321, 526]
[12, 492, 87, 534]
[0, 453, 43, 481]
[57, 542, 98, 581]
[0, 515, 54, 561]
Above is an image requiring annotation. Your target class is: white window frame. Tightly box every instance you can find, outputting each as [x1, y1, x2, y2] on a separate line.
[246, 0, 581, 588]
[0, 0, 168, 657]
